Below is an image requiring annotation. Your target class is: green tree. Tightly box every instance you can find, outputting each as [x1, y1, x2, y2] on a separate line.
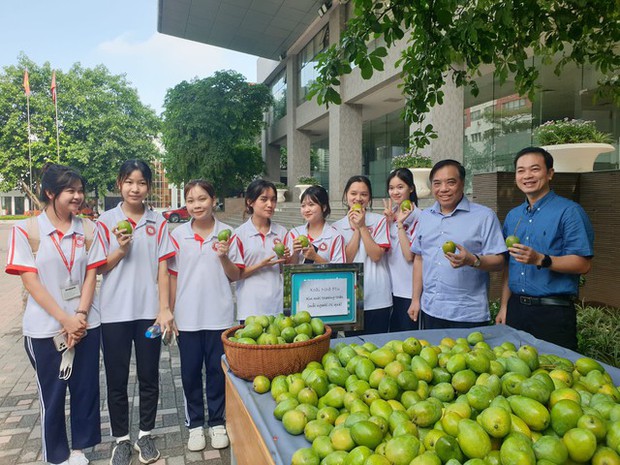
[309, 0, 620, 150]
[0, 54, 161, 204]
[162, 70, 273, 196]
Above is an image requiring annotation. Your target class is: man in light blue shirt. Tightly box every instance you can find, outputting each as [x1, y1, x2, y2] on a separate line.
[497, 147, 594, 349]
[409, 160, 506, 329]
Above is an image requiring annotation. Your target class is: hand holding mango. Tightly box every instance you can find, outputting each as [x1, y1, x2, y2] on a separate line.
[218, 228, 232, 242]
[297, 235, 310, 248]
[273, 242, 286, 258]
[350, 203, 363, 212]
[400, 199, 412, 212]
[442, 240, 456, 254]
[117, 220, 133, 235]
[505, 235, 520, 248]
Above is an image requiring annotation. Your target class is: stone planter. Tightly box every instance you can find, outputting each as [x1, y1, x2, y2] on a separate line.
[542, 143, 615, 173]
[276, 188, 287, 203]
[409, 168, 432, 198]
[295, 184, 313, 199]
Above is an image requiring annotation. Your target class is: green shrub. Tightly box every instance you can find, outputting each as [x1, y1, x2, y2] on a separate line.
[576, 304, 620, 368]
[534, 119, 613, 145]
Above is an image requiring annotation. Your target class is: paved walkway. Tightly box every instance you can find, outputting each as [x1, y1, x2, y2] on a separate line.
[0, 222, 232, 465]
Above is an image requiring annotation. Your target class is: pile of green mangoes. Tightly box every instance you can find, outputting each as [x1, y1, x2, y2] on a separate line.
[228, 311, 326, 345]
[251, 331, 620, 465]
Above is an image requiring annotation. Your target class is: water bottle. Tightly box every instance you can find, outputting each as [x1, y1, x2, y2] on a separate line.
[145, 324, 161, 339]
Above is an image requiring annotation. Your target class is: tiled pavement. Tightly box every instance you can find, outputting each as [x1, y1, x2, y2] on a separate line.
[0, 222, 231, 465]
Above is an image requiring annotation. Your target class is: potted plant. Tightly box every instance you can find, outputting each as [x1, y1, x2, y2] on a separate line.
[534, 119, 615, 172]
[295, 176, 320, 199]
[392, 153, 433, 198]
[274, 182, 288, 203]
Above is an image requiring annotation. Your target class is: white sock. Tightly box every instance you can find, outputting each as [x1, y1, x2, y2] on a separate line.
[116, 435, 130, 443]
[189, 426, 203, 433]
[138, 430, 151, 439]
[70, 450, 84, 456]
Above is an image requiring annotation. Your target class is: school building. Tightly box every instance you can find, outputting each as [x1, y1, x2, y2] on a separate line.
[157, 1, 619, 200]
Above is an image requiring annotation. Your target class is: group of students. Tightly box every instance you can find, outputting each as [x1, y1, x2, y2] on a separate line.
[5, 161, 423, 465]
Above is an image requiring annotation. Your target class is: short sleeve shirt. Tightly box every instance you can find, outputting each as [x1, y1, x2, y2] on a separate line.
[5, 212, 105, 337]
[411, 197, 507, 322]
[228, 218, 287, 320]
[168, 219, 235, 331]
[387, 207, 422, 298]
[503, 191, 594, 297]
[284, 223, 346, 264]
[92, 203, 175, 323]
[333, 211, 392, 311]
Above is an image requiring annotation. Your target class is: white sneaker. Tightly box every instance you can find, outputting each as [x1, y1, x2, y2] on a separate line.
[187, 427, 206, 451]
[68, 452, 89, 465]
[208, 425, 229, 449]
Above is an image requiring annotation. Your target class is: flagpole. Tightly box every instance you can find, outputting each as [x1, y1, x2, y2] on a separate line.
[24, 70, 33, 189]
[51, 71, 60, 162]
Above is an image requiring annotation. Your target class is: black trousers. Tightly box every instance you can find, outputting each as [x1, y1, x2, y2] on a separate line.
[101, 320, 161, 437]
[420, 311, 489, 330]
[389, 296, 419, 332]
[345, 306, 392, 337]
[506, 294, 577, 350]
[178, 330, 226, 429]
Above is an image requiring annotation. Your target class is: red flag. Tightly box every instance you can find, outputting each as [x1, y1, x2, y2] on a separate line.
[23, 70, 31, 96]
[51, 71, 57, 104]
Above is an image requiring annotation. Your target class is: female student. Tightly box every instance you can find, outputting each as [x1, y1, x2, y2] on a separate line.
[5, 164, 103, 465]
[229, 179, 289, 321]
[333, 175, 392, 334]
[285, 185, 345, 264]
[384, 168, 421, 332]
[168, 180, 238, 452]
[91, 160, 175, 465]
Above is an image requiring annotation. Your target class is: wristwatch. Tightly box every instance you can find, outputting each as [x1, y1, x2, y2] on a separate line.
[471, 254, 481, 268]
[537, 254, 552, 269]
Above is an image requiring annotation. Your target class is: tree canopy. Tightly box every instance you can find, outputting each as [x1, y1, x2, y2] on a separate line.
[0, 54, 161, 200]
[162, 70, 272, 196]
[309, 0, 620, 151]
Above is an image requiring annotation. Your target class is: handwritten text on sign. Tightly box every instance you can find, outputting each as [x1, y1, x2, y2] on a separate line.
[297, 278, 348, 317]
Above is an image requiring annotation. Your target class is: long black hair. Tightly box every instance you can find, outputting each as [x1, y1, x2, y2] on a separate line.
[117, 159, 153, 190]
[342, 175, 373, 208]
[244, 179, 277, 215]
[387, 168, 419, 207]
[300, 185, 331, 218]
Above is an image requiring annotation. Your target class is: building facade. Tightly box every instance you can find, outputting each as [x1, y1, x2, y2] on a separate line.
[158, 1, 619, 200]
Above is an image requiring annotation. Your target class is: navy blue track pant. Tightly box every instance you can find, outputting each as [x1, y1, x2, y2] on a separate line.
[101, 320, 161, 437]
[178, 330, 226, 429]
[25, 327, 101, 464]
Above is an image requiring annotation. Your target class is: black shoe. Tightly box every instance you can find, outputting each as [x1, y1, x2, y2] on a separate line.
[134, 435, 160, 464]
[110, 440, 132, 465]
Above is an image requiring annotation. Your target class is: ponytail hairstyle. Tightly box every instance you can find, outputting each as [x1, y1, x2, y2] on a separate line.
[342, 175, 373, 209]
[300, 185, 331, 218]
[244, 179, 277, 216]
[117, 159, 153, 190]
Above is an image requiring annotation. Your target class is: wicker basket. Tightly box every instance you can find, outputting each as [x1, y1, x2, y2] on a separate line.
[222, 324, 332, 380]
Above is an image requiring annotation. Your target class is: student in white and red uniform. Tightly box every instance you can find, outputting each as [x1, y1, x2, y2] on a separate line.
[168, 180, 239, 452]
[90, 160, 175, 465]
[383, 168, 422, 332]
[333, 175, 392, 335]
[285, 185, 345, 264]
[229, 179, 289, 321]
[5, 164, 104, 465]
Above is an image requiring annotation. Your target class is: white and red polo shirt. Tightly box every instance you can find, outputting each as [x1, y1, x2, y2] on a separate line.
[284, 223, 345, 264]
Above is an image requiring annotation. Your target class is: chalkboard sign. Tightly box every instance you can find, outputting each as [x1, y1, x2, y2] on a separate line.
[283, 263, 364, 332]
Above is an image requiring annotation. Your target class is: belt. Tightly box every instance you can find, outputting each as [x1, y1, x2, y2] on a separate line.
[517, 295, 575, 307]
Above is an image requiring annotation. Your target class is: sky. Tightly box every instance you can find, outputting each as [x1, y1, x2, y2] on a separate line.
[0, 0, 259, 115]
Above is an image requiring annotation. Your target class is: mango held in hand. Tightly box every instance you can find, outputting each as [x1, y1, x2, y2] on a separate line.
[218, 228, 232, 242]
[400, 200, 412, 212]
[505, 235, 520, 248]
[442, 241, 456, 254]
[117, 220, 133, 235]
[274, 242, 286, 257]
[298, 235, 310, 248]
[351, 203, 363, 212]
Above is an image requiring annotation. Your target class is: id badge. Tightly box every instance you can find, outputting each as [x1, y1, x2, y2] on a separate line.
[61, 281, 81, 301]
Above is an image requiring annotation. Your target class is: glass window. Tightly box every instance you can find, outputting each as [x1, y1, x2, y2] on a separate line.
[362, 109, 409, 198]
[270, 70, 287, 121]
[311, 138, 330, 192]
[298, 26, 330, 104]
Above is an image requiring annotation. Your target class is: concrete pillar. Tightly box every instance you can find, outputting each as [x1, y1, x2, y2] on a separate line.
[262, 134, 281, 183]
[417, 75, 464, 163]
[329, 103, 363, 203]
[285, 52, 311, 187]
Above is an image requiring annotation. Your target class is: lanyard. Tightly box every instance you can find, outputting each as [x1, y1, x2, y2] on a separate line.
[50, 232, 77, 275]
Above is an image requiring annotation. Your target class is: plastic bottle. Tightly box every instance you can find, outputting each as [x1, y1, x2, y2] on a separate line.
[145, 324, 161, 338]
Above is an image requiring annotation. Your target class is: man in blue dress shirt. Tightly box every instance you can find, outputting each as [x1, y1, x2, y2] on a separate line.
[496, 147, 594, 350]
[409, 160, 506, 329]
